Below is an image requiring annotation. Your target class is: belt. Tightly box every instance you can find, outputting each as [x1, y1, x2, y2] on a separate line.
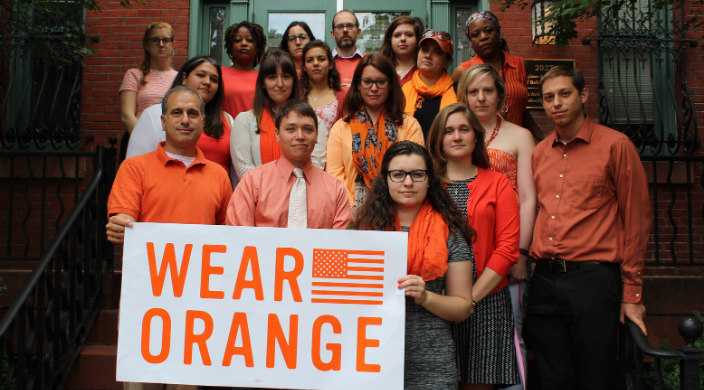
[535, 259, 606, 273]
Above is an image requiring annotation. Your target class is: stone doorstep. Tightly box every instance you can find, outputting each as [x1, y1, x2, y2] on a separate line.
[63, 345, 120, 390]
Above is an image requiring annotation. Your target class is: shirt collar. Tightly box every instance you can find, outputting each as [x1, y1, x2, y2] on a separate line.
[275, 156, 314, 184]
[155, 141, 207, 168]
[550, 116, 595, 147]
[332, 47, 364, 59]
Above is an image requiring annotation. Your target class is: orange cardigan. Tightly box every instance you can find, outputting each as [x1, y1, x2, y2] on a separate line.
[463, 167, 520, 293]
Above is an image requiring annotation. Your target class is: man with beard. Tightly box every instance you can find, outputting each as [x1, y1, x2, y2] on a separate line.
[330, 9, 364, 92]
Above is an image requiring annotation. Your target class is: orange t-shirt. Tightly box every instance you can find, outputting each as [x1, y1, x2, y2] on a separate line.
[108, 143, 232, 224]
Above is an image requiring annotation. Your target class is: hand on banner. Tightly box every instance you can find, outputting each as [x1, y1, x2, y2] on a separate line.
[398, 274, 427, 305]
[106, 213, 136, 244]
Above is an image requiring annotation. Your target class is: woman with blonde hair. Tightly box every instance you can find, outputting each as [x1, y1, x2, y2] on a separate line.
[119, 21, 177, 159]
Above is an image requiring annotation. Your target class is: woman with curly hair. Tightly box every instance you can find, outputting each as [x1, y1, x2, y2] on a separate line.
[326, 54, 424, 210]
[221, 21, 267, 119]
[380, 16, 424, 85]
[427, 102, 521, 389]
[299, 40, 344, 138]
[350, 140, 474, 390]
[119, 21, 177, 160]
[279, 21, 315, 73]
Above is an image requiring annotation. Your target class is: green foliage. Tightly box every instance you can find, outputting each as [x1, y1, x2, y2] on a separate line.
[0, 0, 144, 65]
[643, 311, 704, 390]
[496, 0, 704, 46]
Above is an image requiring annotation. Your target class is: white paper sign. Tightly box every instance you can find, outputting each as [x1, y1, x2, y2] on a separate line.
[117, 223, 407, 390]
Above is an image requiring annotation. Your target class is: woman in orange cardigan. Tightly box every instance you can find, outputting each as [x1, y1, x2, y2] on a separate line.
[427, 103, 520, 389]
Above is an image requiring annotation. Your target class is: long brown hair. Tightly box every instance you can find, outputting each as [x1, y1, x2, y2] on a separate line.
[252, 49, 300, 133]
[349, 141, 475, 244]
[139, 22, 174, 86]
[299, 40, 341, 98]
[379, 16, 424, 66]
[171, 56, 225, 139]
[343, 54, 405, 125]
[427, 103, 490, 183]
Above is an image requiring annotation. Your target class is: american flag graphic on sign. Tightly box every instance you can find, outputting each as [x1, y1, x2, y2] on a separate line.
[311, 249, 385, 305]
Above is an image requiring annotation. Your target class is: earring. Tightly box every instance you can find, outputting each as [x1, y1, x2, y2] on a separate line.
[501, 105, 509, 114]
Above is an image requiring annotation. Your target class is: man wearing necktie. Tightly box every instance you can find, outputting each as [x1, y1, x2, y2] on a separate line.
[226, 100, 352, 229]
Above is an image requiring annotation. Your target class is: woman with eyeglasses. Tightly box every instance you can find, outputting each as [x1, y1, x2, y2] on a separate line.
[119, 21, 177, 160]
[279, 21, 315, 73]
[221, 21, 267, 120]
[380, 16, 425, 86]
[451, 11, 532, 132]
[402, 29, 457, 140]
[231, 48, 327, 180]
[299, 40, 345, 139]
[349, 140, 474, 390]
[126, 56, 234, 176]
[427, 103, 521, 389]
[327, 54, 424, 211]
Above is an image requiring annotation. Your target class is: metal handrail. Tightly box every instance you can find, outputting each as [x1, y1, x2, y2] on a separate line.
[0, 146, 115, 389]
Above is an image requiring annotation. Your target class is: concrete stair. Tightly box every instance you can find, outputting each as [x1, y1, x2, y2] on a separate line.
[64, 272, 122, 390]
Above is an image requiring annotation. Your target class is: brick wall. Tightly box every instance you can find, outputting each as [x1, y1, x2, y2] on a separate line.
[81, 0, 191, 149]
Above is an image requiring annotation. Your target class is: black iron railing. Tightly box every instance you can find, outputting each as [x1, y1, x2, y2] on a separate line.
[622, 317, 704, 390]
[0, 146, 116, 389]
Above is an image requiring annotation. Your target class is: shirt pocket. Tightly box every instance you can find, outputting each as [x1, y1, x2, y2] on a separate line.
[569, 175, 608, 210]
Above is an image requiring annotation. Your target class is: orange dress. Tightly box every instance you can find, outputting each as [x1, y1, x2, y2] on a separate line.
[488, 148, 519, 203]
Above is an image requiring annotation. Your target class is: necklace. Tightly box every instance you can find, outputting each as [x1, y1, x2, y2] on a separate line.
[485, 115, 502, 146]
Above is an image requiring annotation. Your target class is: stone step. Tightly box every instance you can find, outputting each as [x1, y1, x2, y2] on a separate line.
[63, 345, 120, 390]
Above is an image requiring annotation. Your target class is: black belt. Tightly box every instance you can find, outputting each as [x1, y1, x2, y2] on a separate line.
[535, 259, 607, 273]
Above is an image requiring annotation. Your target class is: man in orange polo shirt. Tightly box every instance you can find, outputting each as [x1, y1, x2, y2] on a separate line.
[527, 67, 651, 389]
[330, 10, 364, 93]
[106, 85, 232, 245]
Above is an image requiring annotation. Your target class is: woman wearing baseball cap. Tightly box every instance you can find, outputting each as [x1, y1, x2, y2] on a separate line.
[401, 29, 457, 140]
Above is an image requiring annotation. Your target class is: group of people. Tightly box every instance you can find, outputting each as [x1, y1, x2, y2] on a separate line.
[110, 10, 651, 390]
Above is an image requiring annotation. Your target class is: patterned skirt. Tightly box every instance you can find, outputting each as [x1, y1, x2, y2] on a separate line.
[452, 286, 520, 385]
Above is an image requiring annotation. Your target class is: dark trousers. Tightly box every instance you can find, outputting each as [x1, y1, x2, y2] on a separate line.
[525, 263, 621, 390]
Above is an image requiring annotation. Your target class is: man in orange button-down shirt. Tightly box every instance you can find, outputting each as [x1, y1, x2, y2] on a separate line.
[527, 66, 651, 390]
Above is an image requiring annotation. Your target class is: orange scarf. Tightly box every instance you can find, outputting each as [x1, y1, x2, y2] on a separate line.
[350, 107, 398, 188]
[403, 71, 457, 115]
[395, 200, 450, 281]
[259, 108, 282, 164]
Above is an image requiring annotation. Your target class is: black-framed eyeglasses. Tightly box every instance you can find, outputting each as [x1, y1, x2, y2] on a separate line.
[287, 34, 310, 42]
[388, 169, 429, 182]
[334, 23, 357, 31]
[359, 78, 389, 89]
[148, 37, 173, 45]
[422, 29, 451, 41]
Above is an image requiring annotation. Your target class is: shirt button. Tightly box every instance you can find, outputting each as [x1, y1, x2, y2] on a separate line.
[635, 293, 640, 297]
[551, 215, 555, 219]
[548, 237, 553, 241]
[559, 174, 564, 178]
[563, 153, 567, 158]
[556, 194, 560, 199]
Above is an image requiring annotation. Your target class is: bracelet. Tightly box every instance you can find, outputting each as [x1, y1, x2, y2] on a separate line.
[519, 248, 530, 257]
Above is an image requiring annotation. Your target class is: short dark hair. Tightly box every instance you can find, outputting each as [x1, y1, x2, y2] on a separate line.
[343, 54, 406, 126]
[161, 85, 205, 117]
[225, 21, 267, 67]
[171, 56, 225, 138]
[539, 66, 584, 93]
[275, 100, 318, 132]
[380, 16, 424, 66]
[279, 21, 315, 54]
[332, 10, 359, 29]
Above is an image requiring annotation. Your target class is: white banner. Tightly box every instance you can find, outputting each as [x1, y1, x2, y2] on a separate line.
[117, 223, 407, 389]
